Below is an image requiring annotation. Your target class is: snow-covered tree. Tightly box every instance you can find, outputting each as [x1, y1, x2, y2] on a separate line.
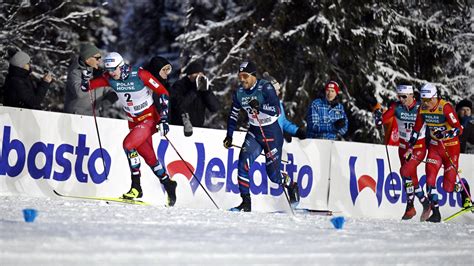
[0, 0, 115, 111]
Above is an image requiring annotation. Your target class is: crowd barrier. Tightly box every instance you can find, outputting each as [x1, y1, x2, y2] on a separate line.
[1, 106, 472, 222]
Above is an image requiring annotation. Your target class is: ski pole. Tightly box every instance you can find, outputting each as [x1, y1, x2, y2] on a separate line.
[439, 141, 472, 202]
[381, 126, 396, 197]
[163, 135, 220, 209]
[252, 111, 295, 216]
[231, 144, 289, 163]
[88, 89, 108, 179]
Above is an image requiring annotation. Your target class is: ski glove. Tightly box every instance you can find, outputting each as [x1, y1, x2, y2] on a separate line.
[158, 119, 170, 136]
[434, 128, 460, 139]
[404, 148, 414, 161]
[81, 69, 93, 92]
[334, 118, 346, 130]
[296, 127, 306, 140]
[374, 109, 383, 127]
[249, 99, 259, 114]
[408, 131, 419, 147]
[223, 136, 233, 149]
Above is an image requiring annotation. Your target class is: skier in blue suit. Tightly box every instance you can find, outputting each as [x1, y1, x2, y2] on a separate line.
[223, 61, 298, 212]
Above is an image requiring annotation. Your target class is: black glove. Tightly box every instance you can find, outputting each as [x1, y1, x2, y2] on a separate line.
[249, 99, 259, 113]
[334, 118, 346, 130]
[284, 132, 292, 143]
[158, 118, 169, 136]
[296, 127, 306, 139]
[433, 129, 445, 139]
[374, 109, 383, 127]
[80, 69, 93, 92]
[223, 136, 233, 149]
[408, 131, 419, 147]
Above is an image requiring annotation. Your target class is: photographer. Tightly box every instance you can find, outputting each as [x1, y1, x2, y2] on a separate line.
[169, 61, 220, 136]
[3, 50, 52, 110]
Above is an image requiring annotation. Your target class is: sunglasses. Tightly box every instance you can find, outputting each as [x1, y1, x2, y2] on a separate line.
[93, 56, 102, 60]
[421, 98, 432, 103]
[238, 73, 250, 79]
[398, 95, 408, 99]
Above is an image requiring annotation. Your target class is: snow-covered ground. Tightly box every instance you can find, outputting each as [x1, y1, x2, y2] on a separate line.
[1, 195, 473, 266]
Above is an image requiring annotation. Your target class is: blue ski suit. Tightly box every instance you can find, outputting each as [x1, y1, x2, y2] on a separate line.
[226, 79, 283, 195]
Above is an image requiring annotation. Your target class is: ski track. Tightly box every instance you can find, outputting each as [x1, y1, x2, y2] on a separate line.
[1, 195, 473, 265]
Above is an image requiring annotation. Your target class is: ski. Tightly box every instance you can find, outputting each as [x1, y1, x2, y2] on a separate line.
[294, 208, 334, 216]
[443, 206, 474, 222]
[53, 190, 150, 206]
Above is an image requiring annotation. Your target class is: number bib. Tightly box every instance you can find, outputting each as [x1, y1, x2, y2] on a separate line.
[394, 101, 426, 142]
[108, 67, 153, 115]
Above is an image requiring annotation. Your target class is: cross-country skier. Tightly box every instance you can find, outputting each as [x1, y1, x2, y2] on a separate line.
[81, 52, 177, 206]
[223, 61, 297, 212]
[406, 83, 468, 222]
[373, 84, 430, 220]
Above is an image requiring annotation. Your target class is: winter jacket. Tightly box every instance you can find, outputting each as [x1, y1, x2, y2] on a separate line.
[306, 98, 348, 140]
[64, 56, 116, 116]
[278, 101, 298, 135]
[2, 65, 49, 110]
[460, 117, 474, 154]
[169, 76, 219, 127]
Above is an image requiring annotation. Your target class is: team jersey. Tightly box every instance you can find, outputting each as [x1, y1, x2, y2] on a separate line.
[226, 79, 280, 137]
[88, 66, 169, 117]
[413, 99, 462, 141]
[382, 101, 426, 143]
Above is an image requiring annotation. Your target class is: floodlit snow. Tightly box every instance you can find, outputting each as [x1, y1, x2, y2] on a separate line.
[1, 195, 473, 265]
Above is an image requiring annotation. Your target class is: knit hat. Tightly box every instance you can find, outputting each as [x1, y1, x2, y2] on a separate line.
[185, 61, 204, 75]
[79, 43, 101, 61]
[9, 51, 31, 68]
[325, 81, 340, 94]
[238, 61, 257, 76]
[456, 99, 472, 112]
[145, 56, 171, 78]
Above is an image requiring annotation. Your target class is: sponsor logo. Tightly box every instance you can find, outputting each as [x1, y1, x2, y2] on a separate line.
[158, 140, 314, 197]
[349, 156, 463, 207]
[0, 126, 110, 184]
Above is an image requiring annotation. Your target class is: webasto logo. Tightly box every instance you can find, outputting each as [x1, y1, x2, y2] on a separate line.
[157, 140, 314, 197]
[348, 156, 463, 207]
[0, 126, 110, 183]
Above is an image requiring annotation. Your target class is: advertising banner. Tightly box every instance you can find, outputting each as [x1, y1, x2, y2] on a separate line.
[0, 106, 328, 212]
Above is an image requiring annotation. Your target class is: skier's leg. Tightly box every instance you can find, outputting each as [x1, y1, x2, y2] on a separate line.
[121, 120, 156, 199]
[230, 133, 262, 212]
[425, 147, 443, 223]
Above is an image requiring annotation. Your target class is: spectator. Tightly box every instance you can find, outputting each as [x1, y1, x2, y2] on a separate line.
[64, 43, 117, 116]
[262, 72, 306, 142]
[305, 81, 348, 140]
[2, 50, 52, 109]
[143, 56, 172, 114]
[456, 99, 474, 154]
[169, 61, 220, 136]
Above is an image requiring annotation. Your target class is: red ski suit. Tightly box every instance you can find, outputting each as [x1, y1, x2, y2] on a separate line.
[87, 67, 169, 167]
[381, 101, 426, 187]
[413, 99, 463, 192]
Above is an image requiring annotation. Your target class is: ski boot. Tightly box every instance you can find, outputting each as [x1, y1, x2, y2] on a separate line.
[402, 199, 416, 220]
[122, 187, 143, 200]
[419, 197, 432, 222]
[287, 182, 300, 207]
[161, 178, 177, 207]
[427, 204, 441, 223]
[230, 194, 251, 212]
